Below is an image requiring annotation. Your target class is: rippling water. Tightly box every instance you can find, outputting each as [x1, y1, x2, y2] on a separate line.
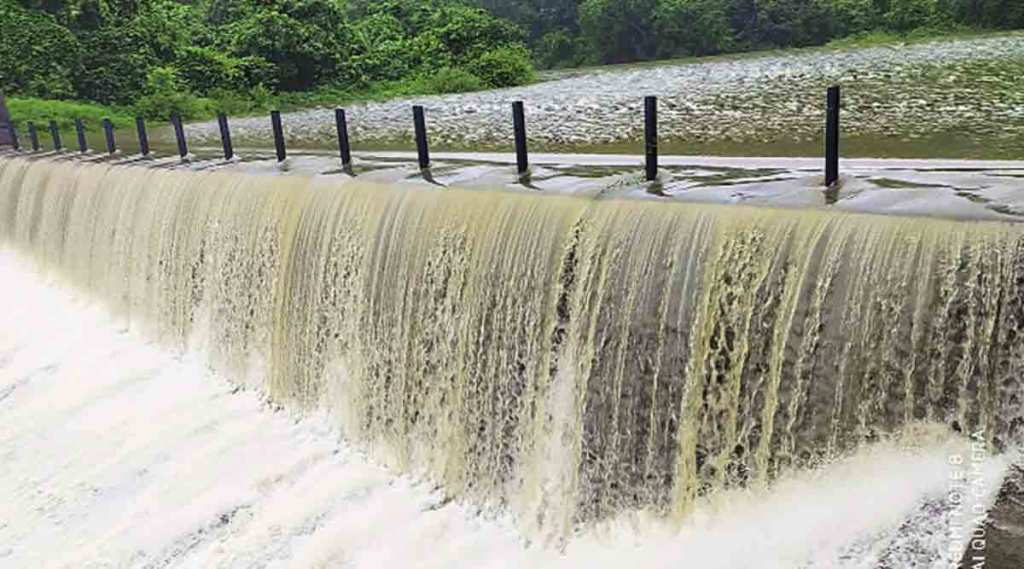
[179, 33, 1024, 159]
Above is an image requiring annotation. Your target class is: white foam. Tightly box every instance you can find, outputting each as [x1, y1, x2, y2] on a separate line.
[0, 250, 1008, 567]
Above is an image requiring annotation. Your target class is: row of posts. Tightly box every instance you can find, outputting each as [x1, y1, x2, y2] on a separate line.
[7, 117, 140, 156]
[3, 86, 843, 186]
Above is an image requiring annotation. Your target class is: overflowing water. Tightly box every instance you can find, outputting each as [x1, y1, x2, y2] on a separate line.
[1, 154, 1021, 555]
[0, 249, 1008, 567]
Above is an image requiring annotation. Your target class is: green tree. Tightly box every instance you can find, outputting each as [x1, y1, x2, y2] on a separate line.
[12, 0, 1022, 112]
[226, 0, 351, 91]
[348, 0, 527, 85]
[74, 25, 161, 103]
[941, 0, 1024, 28]
[831, 0, 884, 35]
[655, 0, 734, 56]
[0, 0, 80, 98]
[534, 28, 586, 67]
[133, 65, 210, 119]
[468, 45, 535, 87]
[579, 0, 658, 63]
[433, 3, 526, 60]
[752, 0, 839, 47]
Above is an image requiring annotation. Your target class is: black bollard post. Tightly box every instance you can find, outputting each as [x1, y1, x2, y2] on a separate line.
[102, 118, 116, 154]
[27, 121, 39, 151]
[412, 105, 431, 170]
[825, 85, 840, 187]
[135, 117, 150, 157]
[0, 94, 10, 148]
[512, 101, 529, 178]
[270, 110, 286, 162]
[335, 108, 353, 171]
[170, 113, 188, 159]
[644, 96, 658, 182]
[49, 120, 62, 151]
[217, 112, 234, 161]
[74, 118, 87, 153]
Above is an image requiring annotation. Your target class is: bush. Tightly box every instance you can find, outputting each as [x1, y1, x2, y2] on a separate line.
[205, 0, 255, 26]
[346, 12, 457, 86]
[434, 4, 527, 60]
[233, 56, 278, 91]
[132, 0, 210, 61]
[885, 0, 946, 32]
[207, 84, 275, 115]
[655, 0, 735, 56]
[6, 97, 134, 133]
[226, 0, 351, 91]
[74, 26, 161, 105]
[534, 29, 586, 69]
[579, 0, 659, 63]
[133, 66, 211, 120]
[0, 0, 80, 99]
[175, 47, 276, 95]
[831, 0, 885, 35]
[467, 45, 535, 88]
[943, 0, 1024, 29]
[4, 0, 542, 112]
[176, 47, 238, 94]
[406, 32, 456, 72]
[347, 16, 418, 85]
[206, 88, 257, 115]
[753, 0, 840, 47]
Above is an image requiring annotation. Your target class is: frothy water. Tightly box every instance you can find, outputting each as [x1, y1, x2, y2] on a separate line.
[0, 154, 1020, 562]
[0, 251, 1009, 567]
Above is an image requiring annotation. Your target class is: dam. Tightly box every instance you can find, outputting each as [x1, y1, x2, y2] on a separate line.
[0, 149, 1021, 565]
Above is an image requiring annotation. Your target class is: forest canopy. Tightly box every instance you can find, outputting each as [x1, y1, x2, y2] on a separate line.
[473, 0, 1024, 66]
[1, 0, 1022, 120]
[0, 0, 535, 117]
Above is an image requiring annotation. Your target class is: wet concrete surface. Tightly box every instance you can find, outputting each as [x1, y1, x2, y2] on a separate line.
[959, 464, 1024, 569]
[11, 147, 1024, 223]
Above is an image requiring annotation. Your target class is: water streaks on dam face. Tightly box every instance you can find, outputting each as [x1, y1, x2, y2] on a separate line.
[1, 155, 1022, 538]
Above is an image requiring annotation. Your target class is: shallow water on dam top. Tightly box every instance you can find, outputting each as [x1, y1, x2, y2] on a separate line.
[22, 146, 1024, 223]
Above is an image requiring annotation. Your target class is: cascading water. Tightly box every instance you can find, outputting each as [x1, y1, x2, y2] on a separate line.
[1, 154, 1021, 542]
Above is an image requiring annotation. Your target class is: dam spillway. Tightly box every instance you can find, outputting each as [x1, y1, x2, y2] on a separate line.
[0, 154, 1021, 541]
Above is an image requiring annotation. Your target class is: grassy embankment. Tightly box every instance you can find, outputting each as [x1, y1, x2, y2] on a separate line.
[6, 67, 515, 134]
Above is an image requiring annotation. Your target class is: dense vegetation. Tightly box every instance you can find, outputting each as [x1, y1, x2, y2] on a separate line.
[1, 0, 1022, 128]
[1, 0, 536, 122]
[473, 0, 1024, 67]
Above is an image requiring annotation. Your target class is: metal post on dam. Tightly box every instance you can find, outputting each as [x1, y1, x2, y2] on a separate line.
[825, 86, 841, 187]
[0, 94, 13, 149]
[136, 117, 150, 157]
[413, 105, 430, 171]
[102, 118, 116, 154]
[170, 113, 188, 159]
[217, 112, 234, 161]
[335, 108, 354, 174]
[49, 120, 62, 151]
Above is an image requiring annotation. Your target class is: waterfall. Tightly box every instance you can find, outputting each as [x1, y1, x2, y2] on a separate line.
[2, 155, 1021, 540]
